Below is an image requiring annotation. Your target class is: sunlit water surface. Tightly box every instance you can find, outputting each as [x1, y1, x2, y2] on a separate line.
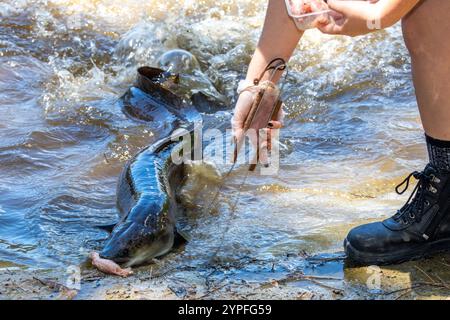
[0, 0, 425, 279]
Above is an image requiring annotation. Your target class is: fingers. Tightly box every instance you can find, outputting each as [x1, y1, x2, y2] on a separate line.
[318, 22, 344, 35]
[261, 127, 281, 167]
[232, 127, 244, 144]
[233, 127, 281, 168]
[329, 10, 345, 23]
[266, 128, 273, 152]
[268, 105, 284, 128]
[259, 139, 270, 167]
[231, 128, 244, 163]
[232, 94, 285, 167]
[267, 120, 282, 129]
[312, 14, 330, 28]
[231, 90, 256, 137]
[267, 108, 283, 152]
[317, 3, 347, 35]
[278, 107, 285, 124]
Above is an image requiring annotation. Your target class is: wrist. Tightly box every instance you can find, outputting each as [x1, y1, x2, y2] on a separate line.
[237, 79, 256, 95]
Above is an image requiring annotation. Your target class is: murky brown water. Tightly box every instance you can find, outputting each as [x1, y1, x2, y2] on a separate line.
[1, 0, 444, 299]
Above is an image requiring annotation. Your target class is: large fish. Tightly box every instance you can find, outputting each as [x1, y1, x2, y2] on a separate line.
[100, 126, 196, 266]
[98, 59, 224, 267]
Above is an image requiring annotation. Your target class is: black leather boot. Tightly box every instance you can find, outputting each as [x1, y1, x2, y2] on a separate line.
[345, 164, 450, 265]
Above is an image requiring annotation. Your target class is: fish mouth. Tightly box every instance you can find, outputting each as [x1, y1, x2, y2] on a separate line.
[124, 234, 175, 267]
[99, 230, 175, 267]
[99, 248, 129, 264]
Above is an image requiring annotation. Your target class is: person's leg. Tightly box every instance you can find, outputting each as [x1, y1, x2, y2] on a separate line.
[402, 0, 450, 140]
[344, 0, 450, 265]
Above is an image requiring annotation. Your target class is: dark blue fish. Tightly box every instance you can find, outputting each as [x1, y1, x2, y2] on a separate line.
[99, 64, 219, 266]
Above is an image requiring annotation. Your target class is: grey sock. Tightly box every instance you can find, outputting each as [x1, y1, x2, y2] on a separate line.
[426, 134, 450, 172]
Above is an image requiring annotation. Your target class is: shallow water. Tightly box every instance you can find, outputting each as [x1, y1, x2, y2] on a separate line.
[0, 0, 433, 295]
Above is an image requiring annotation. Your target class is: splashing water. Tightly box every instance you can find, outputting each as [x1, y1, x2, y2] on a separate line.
[0, 0, 425, 287]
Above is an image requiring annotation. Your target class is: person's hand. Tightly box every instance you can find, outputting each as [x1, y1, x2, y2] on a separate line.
[231, 81, 284, 165]
[318, 0, 380, 37]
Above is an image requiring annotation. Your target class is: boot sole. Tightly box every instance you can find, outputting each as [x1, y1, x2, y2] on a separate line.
[344, 237, 450, 266]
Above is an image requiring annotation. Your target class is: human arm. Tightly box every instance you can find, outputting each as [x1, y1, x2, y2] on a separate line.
[232, 0, 303, 149]
[319, 0, 421, 36]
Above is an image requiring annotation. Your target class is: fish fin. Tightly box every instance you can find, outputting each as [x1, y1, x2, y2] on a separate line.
[190, 91, 227, 114]
[95, 223, 117, 233]
[174, 229, 191, 247]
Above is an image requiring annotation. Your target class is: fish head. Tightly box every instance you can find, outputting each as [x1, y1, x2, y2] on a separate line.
[157, 49, 200, 74]
[100, 216, 175, 267]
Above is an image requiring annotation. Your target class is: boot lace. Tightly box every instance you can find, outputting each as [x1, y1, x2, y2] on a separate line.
[393, 169, 438, 224]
